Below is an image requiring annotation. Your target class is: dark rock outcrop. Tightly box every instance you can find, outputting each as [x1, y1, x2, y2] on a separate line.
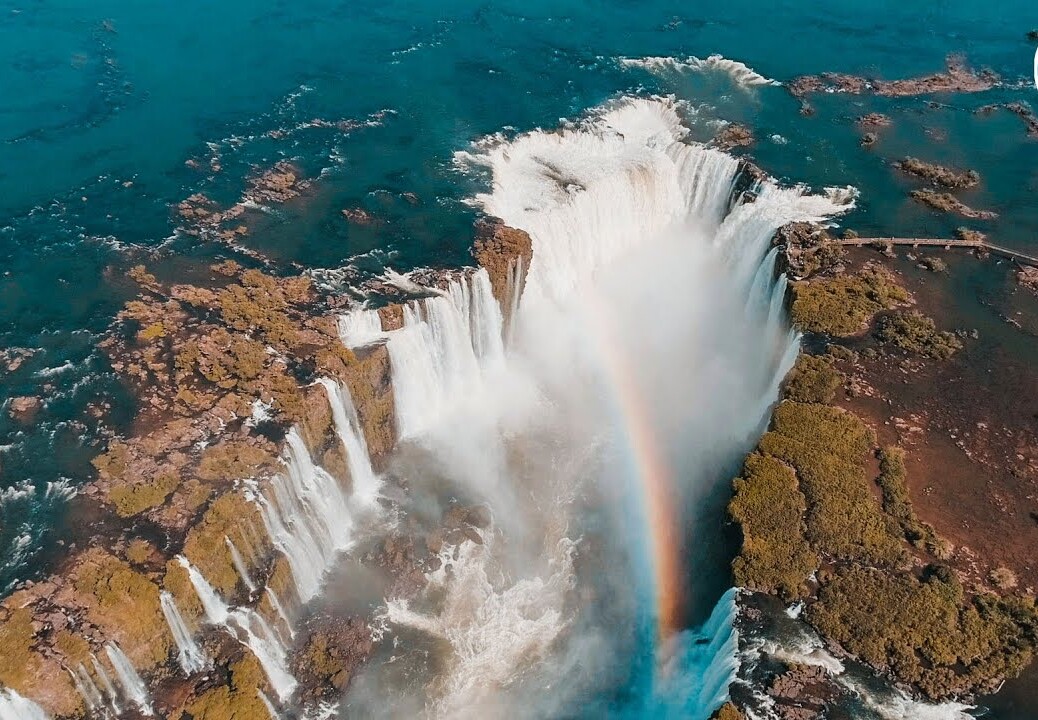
[472, 219, 533, 317]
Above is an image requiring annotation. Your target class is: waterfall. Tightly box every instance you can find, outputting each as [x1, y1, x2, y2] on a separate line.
[652, 588, 740, 717]
[226, 536, 257, 593]
[257, 429, 355, 605]
[259, 689, 281, 719]
[318, 377, 380, 505]
[382, 269, 504, 439]
[68, 665, 103, 715]
[0, 689, 49, 720]
[104, 643, 154, 715]
[91, 654, 121, 713]
[347, 95, 856, 717]
[337, 307, 385, 348]
[160, 590, 209, 674]
[504, 254, 525, 344]
[178, 556, 297, 700]
[178, 556, 231, 624]
[254, 375, 382, 608]
[266, 587, 295, 640]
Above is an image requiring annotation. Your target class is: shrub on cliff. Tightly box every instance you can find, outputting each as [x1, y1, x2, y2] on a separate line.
[759, 403, 904, 566]
[177, 652, 270, 720]
[730, 452, 818, 599]
[876, 310, 962, 359]
[791, 267, 910, 336]
[876, 446, 938, 549]
[810, 566, 1038, 699]
[712, 703, 745, 720]
[783, 354, 845, 403]
[107, 469, 180, 517]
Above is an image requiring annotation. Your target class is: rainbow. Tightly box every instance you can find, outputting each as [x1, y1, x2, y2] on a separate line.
[582, 295, 684, 638]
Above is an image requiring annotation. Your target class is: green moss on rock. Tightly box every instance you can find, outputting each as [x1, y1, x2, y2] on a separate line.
[712, 703, 746, 720]
[182, 491, 267, 598]
[876, 310, 962, 359]
[197, 441, 278, 483]
[759, 403, 903, 566]
[70, 550, 171, 668]
[791, 267, 910, 336]
[783, 354, 845, 404]
[811, 566, 1038, 699]
[730, 453, 818, 599]
[107, 469, 180, 517]
[177, 651, 270, 720]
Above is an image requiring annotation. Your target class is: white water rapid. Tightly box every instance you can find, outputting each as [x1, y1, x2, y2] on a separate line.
[337, 95, 854, 719]
[0, 689, 49, 720]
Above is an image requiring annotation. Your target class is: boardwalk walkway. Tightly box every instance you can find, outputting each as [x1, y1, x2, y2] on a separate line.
[838, 238, 1038, 267]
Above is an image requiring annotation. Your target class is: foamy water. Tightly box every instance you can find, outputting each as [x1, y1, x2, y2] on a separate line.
[619, 54, 781, 88]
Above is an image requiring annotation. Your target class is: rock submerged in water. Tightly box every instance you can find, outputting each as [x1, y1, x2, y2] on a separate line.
[8, 396, 41, 421]
[1018, 266, 1038, 295]
[712, 122, 754, 151]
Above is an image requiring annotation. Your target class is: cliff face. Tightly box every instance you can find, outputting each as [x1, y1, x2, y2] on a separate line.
[472, 219, 533, 327]
[727, 223, 1038, 714]
[0, 262, 398, 718]
[0, 217, 535, 717]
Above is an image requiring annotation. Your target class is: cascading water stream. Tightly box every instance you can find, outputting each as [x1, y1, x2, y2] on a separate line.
[256, 428, 353, 606]
[169, 377, 379, 704]
[68, 665, 103, 715]
[160, 590, 209, 674]
[90, 654, 121, 713]
[266, 587, 295, 640]
[345, 95, 856, 719]
[226, 535, 257, 593]
[317, 377, 381, 504]
[178, 556, 298, 700]
[104, 642, 154, 716]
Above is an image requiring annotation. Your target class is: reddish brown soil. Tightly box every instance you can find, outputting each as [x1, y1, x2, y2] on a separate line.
[834, 248, 1038, 593]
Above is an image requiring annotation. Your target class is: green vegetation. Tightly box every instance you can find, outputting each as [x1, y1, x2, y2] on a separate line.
[783, 354, 845, 404]
[107, 469, 180, 517]
[177, 652, 270, 720]
[216, 270, 312, 347]
[990, 567, 1019, 591]
[711, 702, 745, 720]
[730, 452, 818, 599]
[731, 353, 1036, 698]
[876, 446, 940, 551]
[137, 321, 167, 341]
[919, 256, 948, 273]
[70, 550, 171, 667]
[876, 310, 962, 359]
[791, 266, 910, 336]
[125, 538, 157, 566]
[759, 402, 904, 566]
[197, 441, 277, 483]
[811, 566, 1038, 698]
[0, 608, 43, 694]
[182, 491, 268, 598]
